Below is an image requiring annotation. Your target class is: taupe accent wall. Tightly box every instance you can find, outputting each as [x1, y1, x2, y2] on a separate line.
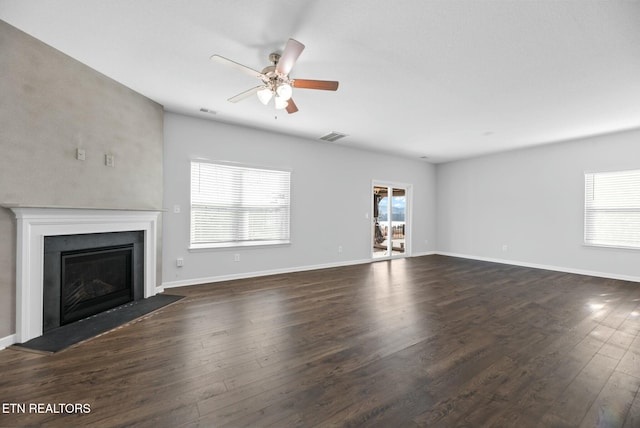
[0, 20, 164, 338]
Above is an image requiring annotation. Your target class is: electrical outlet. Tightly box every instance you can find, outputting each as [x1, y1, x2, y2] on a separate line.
[76, 148, 86, 161]
[105, 154, 115, 167]
[234, 254, 240, 262]
[173, 204, 181, 214]
[502, 244, 508, 252]
[176, 258, 184, 267]
[338, 245, 343, 253]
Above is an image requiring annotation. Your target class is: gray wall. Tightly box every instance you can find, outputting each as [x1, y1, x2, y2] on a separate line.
[0, 21, 164, 338]
[436, 128, 640, 280]
[162, 112, 436, 286]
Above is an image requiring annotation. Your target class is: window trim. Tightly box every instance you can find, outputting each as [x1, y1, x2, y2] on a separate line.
[189, 160, 292, 250]
[584, 168, 640, 251]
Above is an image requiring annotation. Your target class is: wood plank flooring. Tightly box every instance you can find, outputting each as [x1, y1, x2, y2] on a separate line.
[1, 255, 640, 427]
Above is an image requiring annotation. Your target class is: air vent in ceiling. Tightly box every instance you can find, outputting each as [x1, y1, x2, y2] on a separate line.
[319, 131, 348, 142]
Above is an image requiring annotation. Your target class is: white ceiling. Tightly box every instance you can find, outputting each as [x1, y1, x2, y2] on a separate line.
[2, 0, 640, 163]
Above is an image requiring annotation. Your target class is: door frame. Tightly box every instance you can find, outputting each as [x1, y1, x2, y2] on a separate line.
[371, 180, 412, 260]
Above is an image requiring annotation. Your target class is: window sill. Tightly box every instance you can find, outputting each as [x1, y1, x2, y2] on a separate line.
[583, 242, 640, 251]
[189, 240, 291, 251]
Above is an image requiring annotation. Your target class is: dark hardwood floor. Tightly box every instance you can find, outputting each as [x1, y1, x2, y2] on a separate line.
[1, 255, 640, 427]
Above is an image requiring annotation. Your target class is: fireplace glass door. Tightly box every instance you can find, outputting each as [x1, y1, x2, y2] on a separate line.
[60, 245, 134, 325]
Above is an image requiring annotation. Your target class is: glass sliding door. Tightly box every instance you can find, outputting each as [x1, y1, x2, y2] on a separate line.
[372, 183, 408, 259]
[372, 185, 388, 258]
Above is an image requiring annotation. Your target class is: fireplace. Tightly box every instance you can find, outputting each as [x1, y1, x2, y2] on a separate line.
[8, 207, 160, 343]
[43, 231, 144, 332]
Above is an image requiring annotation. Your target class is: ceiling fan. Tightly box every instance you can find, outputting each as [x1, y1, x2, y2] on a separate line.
[211, 38, 339, 114]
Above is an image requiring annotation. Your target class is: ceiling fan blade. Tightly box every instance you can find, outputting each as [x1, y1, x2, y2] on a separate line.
[286, 98, 299, 114]
[228, 86, 263, 103]
[276, 39, 305, 75]
[292, 79, 339, 91]
[210, 54, 262, 78]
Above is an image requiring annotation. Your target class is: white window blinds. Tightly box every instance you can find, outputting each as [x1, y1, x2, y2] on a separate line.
[584, 169, 640, 249]
[191, 161, 291, 247]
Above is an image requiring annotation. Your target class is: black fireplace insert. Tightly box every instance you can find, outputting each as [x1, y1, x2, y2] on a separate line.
[43, 231, 144, 332]
[60, 245, 133, 325]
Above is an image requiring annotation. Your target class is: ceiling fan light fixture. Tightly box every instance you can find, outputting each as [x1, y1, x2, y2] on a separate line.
[212, 38, 339, 115]
[274, 95, 289, 110]
[257, 87, 273, 105]
[276, 83, 293, 100]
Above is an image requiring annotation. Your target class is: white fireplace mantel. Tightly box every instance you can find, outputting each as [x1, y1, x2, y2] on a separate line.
[9, 206, 161, 343]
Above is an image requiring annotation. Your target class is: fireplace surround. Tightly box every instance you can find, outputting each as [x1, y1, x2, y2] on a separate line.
[9, 207, 160, 343]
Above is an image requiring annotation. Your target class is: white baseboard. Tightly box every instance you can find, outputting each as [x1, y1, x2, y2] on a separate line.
[411, 251, 437, 257]
[162, 258, 373, 289]
[436, 251, 640, 283]
[0, 334, 16, 350]
[162, 250, 639, 290]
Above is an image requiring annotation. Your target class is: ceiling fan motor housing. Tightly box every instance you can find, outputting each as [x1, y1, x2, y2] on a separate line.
[261, 53, 291, 91]
[268, 52, 281, 65]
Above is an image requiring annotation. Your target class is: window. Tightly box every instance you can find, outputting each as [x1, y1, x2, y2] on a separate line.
[584, 169, 640, 249]
[190, 161, 290, 248]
